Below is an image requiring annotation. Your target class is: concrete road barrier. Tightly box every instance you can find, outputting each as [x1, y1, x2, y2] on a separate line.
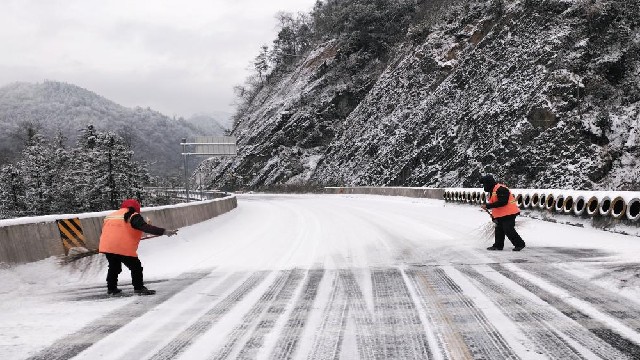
[0, 195, 237, 265]
[324, 186, 444, 199]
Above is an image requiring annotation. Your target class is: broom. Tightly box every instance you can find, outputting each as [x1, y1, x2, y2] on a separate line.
[477, 207, 499, 243]
[59, 234, 162, 264]
[476, 207, 529, 244]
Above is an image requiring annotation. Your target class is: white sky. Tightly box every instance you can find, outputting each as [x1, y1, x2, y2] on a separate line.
[0, 0, 317, 119]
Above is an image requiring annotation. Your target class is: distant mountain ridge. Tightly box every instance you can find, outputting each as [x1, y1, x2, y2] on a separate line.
[186, 113, 230, 137]
[0, 81, 203, 175]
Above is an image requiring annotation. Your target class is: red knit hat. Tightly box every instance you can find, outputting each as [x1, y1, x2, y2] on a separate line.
[120, 199, 141, 213]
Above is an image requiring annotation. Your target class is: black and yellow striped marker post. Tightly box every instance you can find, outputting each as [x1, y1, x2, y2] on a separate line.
[56, 218, 87, 255]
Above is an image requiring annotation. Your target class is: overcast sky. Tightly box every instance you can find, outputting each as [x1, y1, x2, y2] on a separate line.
[0, 0, 317, 121]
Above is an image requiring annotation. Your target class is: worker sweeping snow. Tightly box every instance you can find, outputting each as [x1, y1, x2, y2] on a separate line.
[479, 175, 526, 251]
[99, 199, 179, 295]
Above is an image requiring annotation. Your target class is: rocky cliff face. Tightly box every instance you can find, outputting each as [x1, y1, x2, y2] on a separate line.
[203, 0, 640, 191]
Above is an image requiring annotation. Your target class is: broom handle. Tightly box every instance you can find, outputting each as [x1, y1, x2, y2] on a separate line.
[64, 233, 165, 263]
[482, 207, 497, 222]
[85, 234, 162, 254]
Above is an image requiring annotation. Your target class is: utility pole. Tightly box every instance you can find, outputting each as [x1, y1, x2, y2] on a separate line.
[199, 171, 204, 200]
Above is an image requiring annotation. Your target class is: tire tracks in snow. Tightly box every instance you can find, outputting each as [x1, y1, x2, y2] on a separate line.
[371, 268, 432, 359]
[307, 271, 349, 360]
[25, 269, 213, 360]
[491, 263, 640, 359]
[269, 269, 325, 360]
[305, 268, 386, 360]
[458, 265, 624, 359]
[147, 271, 269, 360]
[340, 269, 381, 360]
[405, 267, 519, 360]
[514, 262, 640, 331]
[232, 269, 305, 359]
[114, 271, 247, 360]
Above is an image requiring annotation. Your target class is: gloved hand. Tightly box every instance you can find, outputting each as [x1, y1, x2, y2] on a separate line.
[165, 229, 179, 237]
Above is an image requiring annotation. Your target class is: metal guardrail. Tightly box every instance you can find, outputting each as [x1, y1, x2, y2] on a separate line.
[145, 188, 229, 201]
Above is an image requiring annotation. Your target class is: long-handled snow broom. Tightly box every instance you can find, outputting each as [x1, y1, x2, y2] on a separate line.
[476, 207, 529, 244]
[59, 234, 162, 265]
[478, 207, 499, 243]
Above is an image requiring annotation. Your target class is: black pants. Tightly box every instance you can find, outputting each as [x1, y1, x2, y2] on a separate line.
[493, 214, 526, 249]
[105, 253, 144, 290]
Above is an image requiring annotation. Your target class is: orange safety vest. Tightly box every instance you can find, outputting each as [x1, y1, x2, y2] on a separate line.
[489, 183, 520, 218]
[98, 208, 144, 257]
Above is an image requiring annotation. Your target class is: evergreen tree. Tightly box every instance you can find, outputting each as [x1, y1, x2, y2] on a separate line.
[103, 131, 149, 208]
[311, 0, 415, 57]
[19, 133, 51, 216]
[270, 12, 314, 69]
[49, 131, 76, 214]
[0, 164, 26, 218]
[0, 124, 156, 219]
[254, 45, 271, 83]
[74, 125, 103, 211]
[73, 126, 151, 211]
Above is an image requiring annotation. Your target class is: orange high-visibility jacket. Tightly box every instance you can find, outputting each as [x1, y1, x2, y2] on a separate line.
[489, 183, 520, 218]
[99, 208, 144, 257]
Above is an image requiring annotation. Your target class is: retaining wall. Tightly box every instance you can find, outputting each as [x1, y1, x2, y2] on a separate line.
[0, 195, 237, 265]
[324, 186, 445, 199]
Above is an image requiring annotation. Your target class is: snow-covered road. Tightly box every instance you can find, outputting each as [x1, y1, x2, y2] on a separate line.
[3, 194, 640, 359]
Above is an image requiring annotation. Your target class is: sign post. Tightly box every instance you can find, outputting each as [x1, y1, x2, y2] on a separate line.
[180, 136, 237, 202]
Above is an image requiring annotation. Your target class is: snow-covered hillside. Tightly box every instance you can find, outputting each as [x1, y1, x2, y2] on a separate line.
[202, 0, 640, 191]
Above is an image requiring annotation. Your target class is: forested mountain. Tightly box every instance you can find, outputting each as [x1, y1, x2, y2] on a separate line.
[0, 81, 201, 175]
[201, 0, 640, 191]
[0, 126, 155, 219]
[185, 113, 230, 137]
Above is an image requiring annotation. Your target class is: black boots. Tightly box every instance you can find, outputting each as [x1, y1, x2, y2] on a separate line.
[107, 286, 155, 296]
[134, 286, 156, 295]
[107, 288, 123, 295]
[488, 245, 525, 251]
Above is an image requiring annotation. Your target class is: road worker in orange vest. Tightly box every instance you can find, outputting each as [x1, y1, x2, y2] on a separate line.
[479, 175, 526, 251]
[99, 199, 178, 295]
